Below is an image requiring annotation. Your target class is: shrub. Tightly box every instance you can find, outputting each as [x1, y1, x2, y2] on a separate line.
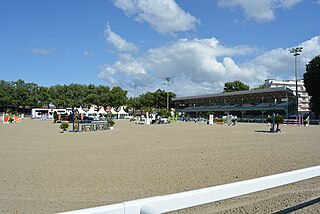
[266, 116, 272, 124]
[266, 115, 284, 124]
[214, 118, 224, 123]
[159, 108, 170, 117]
[60, 122, 69, 131]
[274, 115, 284, 124]
[130, 117, 136, 122]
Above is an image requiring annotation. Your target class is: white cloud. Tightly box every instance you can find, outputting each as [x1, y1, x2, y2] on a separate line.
[32, 48, 55, 55]
[99, 37, 259, 96]
[99, 54, 152, 88]
[113, 0, 199, 34]
[99, 36, 320, 97]
[84, 51, 93, 58]
[104, 24, 138, 53]
[277, 0, 303, 8]
[246, 36, 320, 82]
[218, 0, 302, 22]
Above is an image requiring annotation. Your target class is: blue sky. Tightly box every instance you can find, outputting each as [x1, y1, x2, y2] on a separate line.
[1, 0, 320, 97]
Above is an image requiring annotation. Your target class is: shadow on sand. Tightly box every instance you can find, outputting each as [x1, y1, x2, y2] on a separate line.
[273, 197, 320, 214]
[255, 130, 277, 133]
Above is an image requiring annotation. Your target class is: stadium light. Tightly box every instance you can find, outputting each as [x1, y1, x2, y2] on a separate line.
[166, 77, 170, 110]
[289, 46, 303, 116]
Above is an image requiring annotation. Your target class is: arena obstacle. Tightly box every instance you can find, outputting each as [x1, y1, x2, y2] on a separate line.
[2, 113, 9, 124]
[2, 113, 22, 124]
[70, 110, 113, 132]
[59, 165, 320, 214]
[72, 109, 80, 132]
[283, 115, 304, 126]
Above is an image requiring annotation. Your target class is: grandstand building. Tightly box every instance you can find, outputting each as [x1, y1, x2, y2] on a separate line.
[173, 87, 296, 122]
[263, 79, 310, 114]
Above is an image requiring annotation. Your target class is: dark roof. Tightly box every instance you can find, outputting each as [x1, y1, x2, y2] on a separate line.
[176, 102, 292, 113]
[173, 87, 293, 101]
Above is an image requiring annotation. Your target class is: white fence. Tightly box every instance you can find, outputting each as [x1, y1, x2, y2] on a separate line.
[60, 165, 320, 214]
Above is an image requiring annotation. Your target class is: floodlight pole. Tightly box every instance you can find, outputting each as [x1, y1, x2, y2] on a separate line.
[166, 77, 170, 110]
[289, 47, 303, 116]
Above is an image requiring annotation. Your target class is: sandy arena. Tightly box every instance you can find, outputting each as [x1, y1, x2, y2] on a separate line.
[0, 119, 319, 213]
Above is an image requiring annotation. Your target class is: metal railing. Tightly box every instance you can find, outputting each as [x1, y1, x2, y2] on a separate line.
[59, 165, 320, 214]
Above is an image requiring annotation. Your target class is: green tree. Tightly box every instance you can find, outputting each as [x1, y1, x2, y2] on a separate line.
[253, 85, 270, 90]
[12, 79, 29, 107]
[50, 85, 66, 108]
[159, 108, 170, 117]
[37, 86, 51, 108]
[140, 92, 156, 109]
[109, 86, 127, 108]
[95, 85, 111, 106]
[85, 93, 100, 106]
[25, 82, 40, 107]
[304, 55, 320, 117]
[67, 84, 88, 107]
[127, 97, 141, 116]
[168, 91, 176, 109]
[153, 89, 167, 109]
[0, 79, 180, 115]
[131, 89, 176, 112]
[223, 80, 249, 92]
[0, 80, 14, 107]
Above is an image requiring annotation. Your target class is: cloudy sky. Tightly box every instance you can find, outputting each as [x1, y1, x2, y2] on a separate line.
[1, 0, 320, 97]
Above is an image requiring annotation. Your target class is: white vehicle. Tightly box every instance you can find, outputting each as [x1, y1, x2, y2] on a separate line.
[31, 108, 67, 119]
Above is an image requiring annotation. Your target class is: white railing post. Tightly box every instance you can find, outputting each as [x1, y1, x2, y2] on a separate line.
[59, 203, 125, 214]
[58, 165, 320, 214]
[139, 165, 320, 213]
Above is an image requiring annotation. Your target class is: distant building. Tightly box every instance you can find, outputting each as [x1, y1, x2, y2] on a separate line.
[263, 79, 310, 114]
[173, 87, 296, 121]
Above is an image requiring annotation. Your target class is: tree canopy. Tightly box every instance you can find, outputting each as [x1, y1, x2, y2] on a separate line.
[223, 80, 249, 92]
[0, 80, 176, 114]
[127, 89, 176, 113]
[253, 85, 270, 90]
[0, 80, 127, 109]
[304, 55, 320, 116]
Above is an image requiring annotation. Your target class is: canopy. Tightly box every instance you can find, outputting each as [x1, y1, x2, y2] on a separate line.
[77, 106, 86, 114]
[98, 107, 107, 115]
[118, 106, 128, 115]
[87, 106, 97, 115]
[110, 107, 118, 115]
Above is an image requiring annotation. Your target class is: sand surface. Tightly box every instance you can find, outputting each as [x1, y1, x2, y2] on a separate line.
[0, 119, 319, 213]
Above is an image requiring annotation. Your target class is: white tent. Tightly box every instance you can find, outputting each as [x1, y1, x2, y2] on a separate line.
[118, 106, 128, 119]
[87, 106, 97, 117]
[110, 107, 118, 115]
[97, 107, 107, 116]
[76, 106, 86, 114]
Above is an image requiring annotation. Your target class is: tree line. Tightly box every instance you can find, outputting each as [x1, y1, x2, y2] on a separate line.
[0, 79, 176, 112]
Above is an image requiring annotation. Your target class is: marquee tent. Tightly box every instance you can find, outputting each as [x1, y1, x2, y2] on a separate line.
[110, 107, 118, 115]
[87, 106, 97, 117]
[118, 106, 128, 119]
[98, 107, 107, 116]
[76, 106, 86, 114]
